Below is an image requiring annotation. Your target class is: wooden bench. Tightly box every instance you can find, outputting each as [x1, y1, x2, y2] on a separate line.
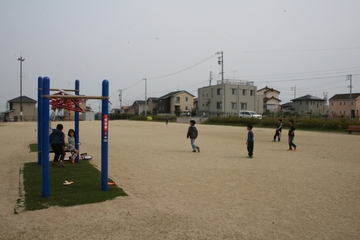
[346, 125, 360, 134]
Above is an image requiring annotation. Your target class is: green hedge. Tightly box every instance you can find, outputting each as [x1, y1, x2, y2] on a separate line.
[205, 117, 360, 130]
[130, 115, 177, 122]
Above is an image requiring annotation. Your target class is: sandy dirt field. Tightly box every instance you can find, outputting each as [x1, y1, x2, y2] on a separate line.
[0, 120, 359, 239]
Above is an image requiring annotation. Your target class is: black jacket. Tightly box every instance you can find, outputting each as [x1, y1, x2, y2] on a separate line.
[49, 129, 65, 147]
[187, 125, 198, 139]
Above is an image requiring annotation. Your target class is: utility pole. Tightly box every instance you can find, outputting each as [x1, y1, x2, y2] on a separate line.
[118, 90, 122, 111]
[347, 74, 352, 118]
[216, 51, 224, 114]
[143, 78, 147, 116]
[209, 71, 213, 86]
[17, 56, 25, 121]
[291, 85, 296, 99]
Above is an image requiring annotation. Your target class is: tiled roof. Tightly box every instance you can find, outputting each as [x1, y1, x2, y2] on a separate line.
[291, 95, 325, 102]
[329, 93, 360, 100]
[8, 96, 37, 103]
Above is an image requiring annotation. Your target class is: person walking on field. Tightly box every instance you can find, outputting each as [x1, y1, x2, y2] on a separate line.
[287, 119, 297, 151]
[187, 120, 200, 153]
[273, 119, 282, 142]
[246, 124, 254, 158]
[49, 124, 66, 166]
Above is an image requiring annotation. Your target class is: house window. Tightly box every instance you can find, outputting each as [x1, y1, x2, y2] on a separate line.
[211, 88, 213, 98]
[175, 97, 180, 104]
[186, 97, 188, 101]
[206, 94, 208, 97]
[340, 111, 342, 114]
[250, 90, 255, 96]
[351, 101, 353, 105]
[185, 106, 188, 110]
[217, 88, 222, 95]
[232, 89, 237, 95]
[231, 102, 237, 109]
[300, 101, 302, 105]
[243, 89, 247, 96]
[340, 102, 342, 105]
[217, 102, 222, 109]
[344, 101, 346, 105]
[331, 111, 334, 114]
[241, 103, 247, 110]
[331, 102, 333, 105]
[344, 111, 346, 114]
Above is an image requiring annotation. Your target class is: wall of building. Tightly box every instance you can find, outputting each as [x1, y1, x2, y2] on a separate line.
[197, 82, 262, 116]
[329, 96, 360, 117]
[9, 102, 37, 121]
[293, 100, 326, 115]
[170, 92, 194, 114]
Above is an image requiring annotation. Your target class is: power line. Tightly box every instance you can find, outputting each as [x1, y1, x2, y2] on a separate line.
[226, 47, 360, 54]
[238, 67, 360, 79]
[254, 73, 360, 83]
[146, 54, 217, 80]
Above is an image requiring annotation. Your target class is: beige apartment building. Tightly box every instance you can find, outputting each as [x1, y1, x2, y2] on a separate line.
[329, 93, 360, 118]
[197, 80, 262, 116]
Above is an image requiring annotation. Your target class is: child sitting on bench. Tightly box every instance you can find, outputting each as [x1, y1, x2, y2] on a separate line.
[49, 124, 66, 166]
[68, 129, 79, 164]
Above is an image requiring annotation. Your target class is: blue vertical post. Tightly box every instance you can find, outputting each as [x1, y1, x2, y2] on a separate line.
[101, 80, 109, 191]
[37, 77, 43, 165]
[41, 77, 50, 198]
[75, 80, 80, 163]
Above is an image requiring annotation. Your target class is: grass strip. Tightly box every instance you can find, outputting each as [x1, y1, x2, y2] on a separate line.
[23, 161, 128, 211]
[29, 143, 69, 152]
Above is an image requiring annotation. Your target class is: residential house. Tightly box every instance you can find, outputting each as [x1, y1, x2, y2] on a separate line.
[291, 95, 326, 116]
[280, 102, 295, 115]
[197, 79, 262, 116]
[132, 100, 146, 115]
[193, 98, 198, 110]
[5, 96, 37, 121]
[257, 86, 281, 114]
[146, 97, 159, 115]
[121, 106, 134, 115]
[63, 100, 87, 120]
[158, 90, 195, 115]
[329, 93, 360, 118]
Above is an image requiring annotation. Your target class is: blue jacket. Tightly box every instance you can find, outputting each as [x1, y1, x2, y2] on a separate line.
[49, 129, 65, 147]
[247, 131, 254, 142]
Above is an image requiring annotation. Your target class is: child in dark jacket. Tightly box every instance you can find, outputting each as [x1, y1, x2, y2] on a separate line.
[246, 124, 254, 158]
[187, 120, 200, 152]
[49, 124, 66, 166]
[273, 119, 282, 142]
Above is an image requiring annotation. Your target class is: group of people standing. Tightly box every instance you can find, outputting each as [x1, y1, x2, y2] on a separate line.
[185, 119, 297, 158]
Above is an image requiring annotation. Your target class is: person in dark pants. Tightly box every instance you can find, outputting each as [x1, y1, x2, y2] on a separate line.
[187, 120, 200, 153]
[246, 124, 254, 158]
[287, 119, 297, 151]
[273, 119, 282, 142]
[49, 124, 66, 166]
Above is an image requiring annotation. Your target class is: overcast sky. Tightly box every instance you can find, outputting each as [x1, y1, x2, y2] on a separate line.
[1, 0, 359, 112]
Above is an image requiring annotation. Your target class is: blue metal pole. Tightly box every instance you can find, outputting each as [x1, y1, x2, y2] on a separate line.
[41, 77, 50, 198]
[101, 80, 109, 191]
[37, 77, 43, 165]
[75, 80, 80, 163]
